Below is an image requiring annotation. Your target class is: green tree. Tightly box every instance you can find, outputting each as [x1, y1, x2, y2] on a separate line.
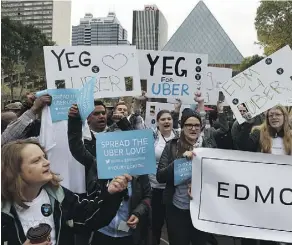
[1, 17, 54, 99]
[255, 1, 292, 55]
[239, 55, 264, 72]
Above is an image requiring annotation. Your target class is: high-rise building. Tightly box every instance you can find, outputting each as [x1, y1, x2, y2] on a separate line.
[72, 12, 129, 46]
[163, 1, 243, 67]
[132, 5, 168, 50]
[1, 0, 71, 45]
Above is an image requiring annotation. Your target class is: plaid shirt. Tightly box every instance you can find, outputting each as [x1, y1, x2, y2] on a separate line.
[1, 109, 36, 145]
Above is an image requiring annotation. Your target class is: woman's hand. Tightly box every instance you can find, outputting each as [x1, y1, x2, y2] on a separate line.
[183, 151, 194, 160]
[127, 214, 139, 229]
[194, 91, 204, 104]
[108, 174, 132, 194]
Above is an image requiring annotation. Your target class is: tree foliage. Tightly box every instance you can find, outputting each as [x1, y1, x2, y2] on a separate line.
[239, 55, 264, 72]
[1, 17, 54, 99]
[255, 1, 292, 55]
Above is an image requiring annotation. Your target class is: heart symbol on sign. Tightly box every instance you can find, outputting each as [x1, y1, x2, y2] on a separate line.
[102, 53, 128, 71]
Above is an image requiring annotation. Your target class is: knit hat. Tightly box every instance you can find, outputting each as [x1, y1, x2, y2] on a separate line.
[180, 108, 202, 128]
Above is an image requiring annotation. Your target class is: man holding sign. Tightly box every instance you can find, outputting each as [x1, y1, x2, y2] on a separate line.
[68, 105, 152, 245]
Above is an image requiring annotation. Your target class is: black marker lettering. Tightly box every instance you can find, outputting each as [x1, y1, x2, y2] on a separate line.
[65, 52, 79, 69]
[79, 51, 91, 66]
[147, 54, 159, 76]
[163, 56, 174, 76]
[175, 57, 187, 77]
[51, 49, 65, 71]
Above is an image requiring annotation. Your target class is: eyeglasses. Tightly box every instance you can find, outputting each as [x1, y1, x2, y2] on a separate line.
[268, 113, 283, 118]
[93, 111, 106, 116]
[184, 123, 201, 129]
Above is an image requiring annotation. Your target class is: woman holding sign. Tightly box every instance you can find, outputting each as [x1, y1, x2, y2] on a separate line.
[236, 105, 292, 245]
[157, 107, 209, 245]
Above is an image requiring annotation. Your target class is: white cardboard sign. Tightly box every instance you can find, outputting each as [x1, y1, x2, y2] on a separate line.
[138, 50, 208, 100]
[221, 45, 292, 124]
[43, 46, 141, 98]
[190, 148, 292, 243]
[145, 102, 190, 128]
[202, 67, 232, 105]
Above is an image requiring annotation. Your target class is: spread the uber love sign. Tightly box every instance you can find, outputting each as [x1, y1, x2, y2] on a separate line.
[43, 46, 141, 98]
[138, 50, 208, 100]
[190, 148, 292, 243]
[95, 130, 156, 179]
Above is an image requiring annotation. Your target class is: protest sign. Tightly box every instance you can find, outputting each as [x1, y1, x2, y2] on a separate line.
[145, 102, 190, 128]
[43, 46, 141, 98]
[47, 89, 78, 122]
[138, 50, 208, 100]
[95, 129, 156, 179]
[190, 148, 292, 243]
[77, 77, 95, 121]
[202, 67, 232, 105]
[221, 45, 292, 124]
[174, 158, 192, 186]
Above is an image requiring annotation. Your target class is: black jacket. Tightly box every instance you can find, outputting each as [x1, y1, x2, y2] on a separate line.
[67, 116, 152, 244]
[157, 138, 206, 205]
[1, 185, 125, 245]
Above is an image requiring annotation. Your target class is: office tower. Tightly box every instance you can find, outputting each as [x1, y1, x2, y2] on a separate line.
[72, 12, 129, 46]
[132, 5, 168, 50]
[163, 1, 243, 66]
[1, 0, 71, 45]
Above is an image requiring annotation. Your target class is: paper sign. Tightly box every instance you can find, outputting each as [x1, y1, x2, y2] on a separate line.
[202, 67, 232, 105]
[145, 102, 190, 128]
[35, 90, 48, 97]
[190, 148, 292, 243]
[221, 45, 292, 124]
[95, 129, 156, 179]
[43, 46, 141, 98]
[138, 50, 208, 100]
[174, 158, 192, 186]
[48, 89, 78, 122]
[77, 77, 95, 121]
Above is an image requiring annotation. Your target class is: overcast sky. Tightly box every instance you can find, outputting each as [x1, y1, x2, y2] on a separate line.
[71, 0, 263, 57]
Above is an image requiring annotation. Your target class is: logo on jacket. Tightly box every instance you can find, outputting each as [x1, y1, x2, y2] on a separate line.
[41, 203, 52, 217]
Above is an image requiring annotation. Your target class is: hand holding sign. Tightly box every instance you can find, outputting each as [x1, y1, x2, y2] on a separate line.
[31, 94, 52, 114]
[108, 174, 132, 194]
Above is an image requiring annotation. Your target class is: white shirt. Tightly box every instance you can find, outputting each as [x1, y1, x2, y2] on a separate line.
[15, 189, 56, 245]
[271, 137, 286, 155]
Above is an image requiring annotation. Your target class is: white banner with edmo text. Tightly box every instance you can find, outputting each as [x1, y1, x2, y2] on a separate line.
[190, 148, 292, 243]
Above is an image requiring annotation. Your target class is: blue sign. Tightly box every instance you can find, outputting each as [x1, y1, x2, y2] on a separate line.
[95, 129, 156, 179]
[174, 158, 192, 186]
[35, 90, 48, 97]
[77, 77, 95, 121]
[48, 89, 78, 122]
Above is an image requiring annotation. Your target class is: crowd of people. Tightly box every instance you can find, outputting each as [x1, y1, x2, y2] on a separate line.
[1, 91, 292, 245]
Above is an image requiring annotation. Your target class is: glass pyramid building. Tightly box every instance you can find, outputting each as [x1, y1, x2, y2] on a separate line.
[163, 1, 244, 66]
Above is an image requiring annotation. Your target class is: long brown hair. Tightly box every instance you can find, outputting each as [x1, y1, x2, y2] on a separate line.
[1, 139, 61, 208]
[253, 105, 292, 155]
